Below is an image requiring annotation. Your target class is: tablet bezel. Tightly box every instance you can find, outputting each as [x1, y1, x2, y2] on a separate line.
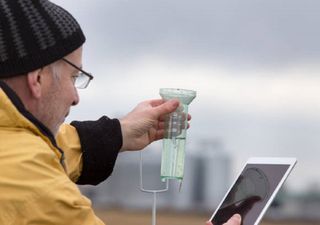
[209, 157, 297, 225]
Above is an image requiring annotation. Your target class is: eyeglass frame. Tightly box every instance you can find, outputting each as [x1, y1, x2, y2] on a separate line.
[62, 58, 94, 89]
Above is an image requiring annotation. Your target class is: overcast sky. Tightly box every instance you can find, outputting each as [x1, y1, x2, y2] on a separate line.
[54, 0, 320, 192]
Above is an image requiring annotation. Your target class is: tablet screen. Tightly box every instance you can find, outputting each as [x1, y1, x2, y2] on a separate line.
[211, 163, 291, 225]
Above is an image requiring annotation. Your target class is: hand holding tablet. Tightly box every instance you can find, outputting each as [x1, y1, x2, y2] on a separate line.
[209, 157, 297, 225]
[206, 214, 242, 225]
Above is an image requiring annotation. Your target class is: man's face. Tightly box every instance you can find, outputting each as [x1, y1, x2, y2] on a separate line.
[39, 47, 83, 135]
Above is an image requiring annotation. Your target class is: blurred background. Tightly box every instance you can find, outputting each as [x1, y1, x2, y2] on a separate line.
[56, 0, 320, 224]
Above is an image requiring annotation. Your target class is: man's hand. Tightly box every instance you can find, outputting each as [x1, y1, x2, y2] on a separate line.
[119, 99, 190, 151]
[206, 214, 241, 225]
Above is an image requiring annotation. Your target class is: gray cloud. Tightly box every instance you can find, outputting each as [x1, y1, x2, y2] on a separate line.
[59, 0, 320, 67]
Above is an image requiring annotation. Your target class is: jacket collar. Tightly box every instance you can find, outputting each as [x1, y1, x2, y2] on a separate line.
[0, 81, 56, 143]
[0, 81, 65, 168]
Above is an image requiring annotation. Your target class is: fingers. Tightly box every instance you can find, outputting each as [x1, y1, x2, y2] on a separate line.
[154, 130, 165, 141]
[149, 99, 165, 107]
[153, 99, 179, 116]
[150, 98, 191, 121]
[158, 121, 165, 129]
[223, 214, 241, 225]
[210, 214, 241, 225]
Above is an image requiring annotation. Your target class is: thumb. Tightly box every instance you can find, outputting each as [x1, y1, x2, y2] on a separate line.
[228, 214, 241, 225]
[153, 99, 179, 117]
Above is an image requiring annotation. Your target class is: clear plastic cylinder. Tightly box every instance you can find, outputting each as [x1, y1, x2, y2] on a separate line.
[159, 88, 196, 181]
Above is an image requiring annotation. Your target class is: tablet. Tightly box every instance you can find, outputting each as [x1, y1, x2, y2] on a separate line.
[209, 157, 297, 225]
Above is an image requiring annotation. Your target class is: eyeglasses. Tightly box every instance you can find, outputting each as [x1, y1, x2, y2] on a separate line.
[62, 58, 94, 89]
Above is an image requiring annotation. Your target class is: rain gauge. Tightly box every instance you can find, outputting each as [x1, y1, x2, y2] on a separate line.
[140, 88, 196, 225]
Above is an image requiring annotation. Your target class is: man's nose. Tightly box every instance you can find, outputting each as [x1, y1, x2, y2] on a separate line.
[72, 88, 80, 106]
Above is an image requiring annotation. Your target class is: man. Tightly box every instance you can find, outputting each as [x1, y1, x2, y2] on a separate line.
[0, 0, 241, 224]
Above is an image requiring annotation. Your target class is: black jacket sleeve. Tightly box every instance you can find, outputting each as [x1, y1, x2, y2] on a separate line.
[71, 116, 122, 185]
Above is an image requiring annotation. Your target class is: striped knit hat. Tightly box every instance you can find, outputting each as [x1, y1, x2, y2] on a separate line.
[0, 0, 86, 78]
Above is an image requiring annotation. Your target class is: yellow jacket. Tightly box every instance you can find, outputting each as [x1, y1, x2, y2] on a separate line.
[0, 82, 122, 224]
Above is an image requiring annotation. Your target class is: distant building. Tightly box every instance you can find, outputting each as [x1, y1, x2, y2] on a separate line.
[200, 140, 231, 211]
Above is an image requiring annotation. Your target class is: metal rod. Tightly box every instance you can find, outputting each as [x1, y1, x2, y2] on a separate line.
[139, 151, 169, 225]
[152, 192, 157, 225]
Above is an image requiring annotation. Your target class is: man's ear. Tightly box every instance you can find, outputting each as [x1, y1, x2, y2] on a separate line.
[26, 69, 43, 99]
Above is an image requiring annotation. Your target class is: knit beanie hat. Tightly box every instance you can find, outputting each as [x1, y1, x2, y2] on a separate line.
[0, 0, 86, 78]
